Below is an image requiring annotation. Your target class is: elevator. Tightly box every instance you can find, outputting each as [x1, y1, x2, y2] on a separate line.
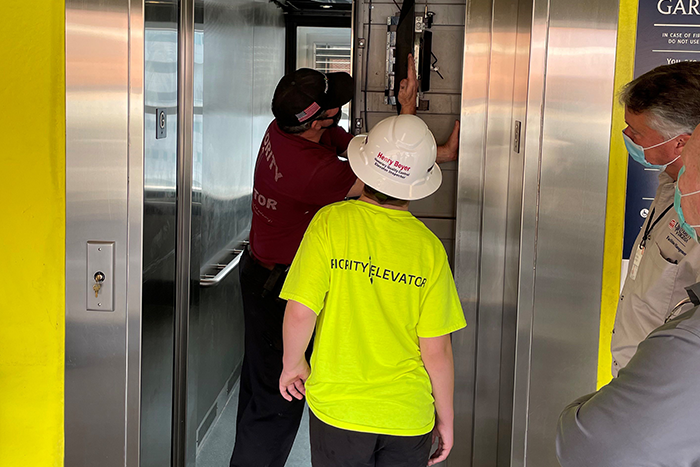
[64, 0, 618, 464]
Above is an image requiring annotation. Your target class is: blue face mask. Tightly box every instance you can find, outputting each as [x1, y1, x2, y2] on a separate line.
[674, 166, 700, 241]
[623, 132, 681, 169]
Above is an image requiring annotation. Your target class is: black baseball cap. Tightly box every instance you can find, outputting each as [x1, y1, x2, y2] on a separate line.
[272, 69, 354, 127]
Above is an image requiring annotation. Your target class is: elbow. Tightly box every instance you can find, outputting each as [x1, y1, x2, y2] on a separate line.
[556, 411, 586, 467]
[419, 335, 453, 363]
[556, 417, 576, 466]
[556, 406, 609, 467]
[285, 300, 317, 324]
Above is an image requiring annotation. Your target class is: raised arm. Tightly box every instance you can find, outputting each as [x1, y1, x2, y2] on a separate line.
[397, 53, 459, 163]
[398, 54, 418, 115]
[436, 120, 460, 164]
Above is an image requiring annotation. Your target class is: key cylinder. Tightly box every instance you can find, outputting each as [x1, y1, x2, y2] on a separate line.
[87, 242, 114, 311]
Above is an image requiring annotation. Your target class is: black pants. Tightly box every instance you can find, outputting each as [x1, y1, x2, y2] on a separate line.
[229, 250, 311, 467]
[309, 411, 433, 467]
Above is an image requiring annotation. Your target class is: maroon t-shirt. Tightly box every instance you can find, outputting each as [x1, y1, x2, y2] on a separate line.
[249, 120, 357, 265]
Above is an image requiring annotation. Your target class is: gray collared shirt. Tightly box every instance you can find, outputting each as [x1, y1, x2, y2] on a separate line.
[557, 283, 700, 467]
[612, 171, 700, 376]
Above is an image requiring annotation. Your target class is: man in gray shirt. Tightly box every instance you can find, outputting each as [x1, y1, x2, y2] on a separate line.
[557, 124, 700, 466]
[612, 62, 700, 375]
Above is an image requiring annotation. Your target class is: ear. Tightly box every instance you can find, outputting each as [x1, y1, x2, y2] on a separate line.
[310, 120, 323, 131]
[678, 134, 692, 148]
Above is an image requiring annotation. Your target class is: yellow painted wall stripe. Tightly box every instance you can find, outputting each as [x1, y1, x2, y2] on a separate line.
[598, 0, 638, 389]
[0, 2, 66, 466]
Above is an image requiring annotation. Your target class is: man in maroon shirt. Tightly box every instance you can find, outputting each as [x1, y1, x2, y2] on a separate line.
[230, 60, 459, 467]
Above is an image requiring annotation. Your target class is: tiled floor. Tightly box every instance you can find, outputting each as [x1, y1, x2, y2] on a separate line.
[196, 381, 312, 467]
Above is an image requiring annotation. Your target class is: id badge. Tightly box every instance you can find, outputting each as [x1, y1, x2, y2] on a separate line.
[630, 245, 645, 281]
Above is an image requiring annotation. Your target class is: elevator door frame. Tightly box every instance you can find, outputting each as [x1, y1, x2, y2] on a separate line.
[454, 0, 618, 463]
[65, 0, 144, 465]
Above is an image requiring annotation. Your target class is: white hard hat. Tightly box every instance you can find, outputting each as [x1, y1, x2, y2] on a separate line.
[347, 115, 441, 200]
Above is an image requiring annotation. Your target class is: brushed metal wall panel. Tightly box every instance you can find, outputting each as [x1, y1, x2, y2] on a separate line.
[65, 0, 139, 465]
[516, 14, 617, 467]
[469, 0, 523, 463]
[451, 0, 535, 464]
[450, 0, 491, 456]
[452, 0, 618, 461]
[509, 0, 549, 463]
[126, 0, 145, 464]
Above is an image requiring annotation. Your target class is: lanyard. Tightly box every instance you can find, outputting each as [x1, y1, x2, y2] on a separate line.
[640, 204, 674, 249]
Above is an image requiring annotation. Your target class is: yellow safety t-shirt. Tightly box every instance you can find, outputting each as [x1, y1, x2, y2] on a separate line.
[280, 200, 466, 436]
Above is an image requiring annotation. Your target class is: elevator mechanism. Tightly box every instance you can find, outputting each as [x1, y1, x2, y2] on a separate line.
[384, 0, 439, 111]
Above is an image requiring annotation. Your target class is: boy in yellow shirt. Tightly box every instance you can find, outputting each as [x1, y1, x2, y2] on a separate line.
[278, 115, 466, 467]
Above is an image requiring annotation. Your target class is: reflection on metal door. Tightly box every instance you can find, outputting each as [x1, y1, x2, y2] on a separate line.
[140, 1, 180, 465]
[455, 0, 618, 464]
[173, 0, 286, 465]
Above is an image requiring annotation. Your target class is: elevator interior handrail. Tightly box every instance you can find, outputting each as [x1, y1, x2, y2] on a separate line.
[200, 240, 249, 287]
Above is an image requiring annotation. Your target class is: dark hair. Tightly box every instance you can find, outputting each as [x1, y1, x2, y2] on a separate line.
[620, 62, 700, 138]
[363, 185, 409, 206]
[277, 110, 330, 134]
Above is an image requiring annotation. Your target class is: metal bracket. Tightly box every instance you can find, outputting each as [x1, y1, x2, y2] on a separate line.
[384, 16, 400, 106]
[354, 118, 364, 134]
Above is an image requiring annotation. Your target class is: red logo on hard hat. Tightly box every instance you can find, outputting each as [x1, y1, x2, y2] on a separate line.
[376, 152, 392, 164]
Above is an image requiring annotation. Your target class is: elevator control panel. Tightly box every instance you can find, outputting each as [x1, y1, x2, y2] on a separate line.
[87, 241, 114, 311]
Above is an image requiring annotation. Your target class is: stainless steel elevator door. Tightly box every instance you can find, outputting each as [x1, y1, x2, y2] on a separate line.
[140, 2, 180, 466]
[455, 0, 617, 461]
[183, 0, 286, 465]
[453, 0, 533, 462]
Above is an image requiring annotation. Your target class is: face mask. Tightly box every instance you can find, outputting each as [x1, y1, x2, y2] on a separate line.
[674, 166, 700, 241]
[623, 132, 681, 169]
[320, 111, 342, 129]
